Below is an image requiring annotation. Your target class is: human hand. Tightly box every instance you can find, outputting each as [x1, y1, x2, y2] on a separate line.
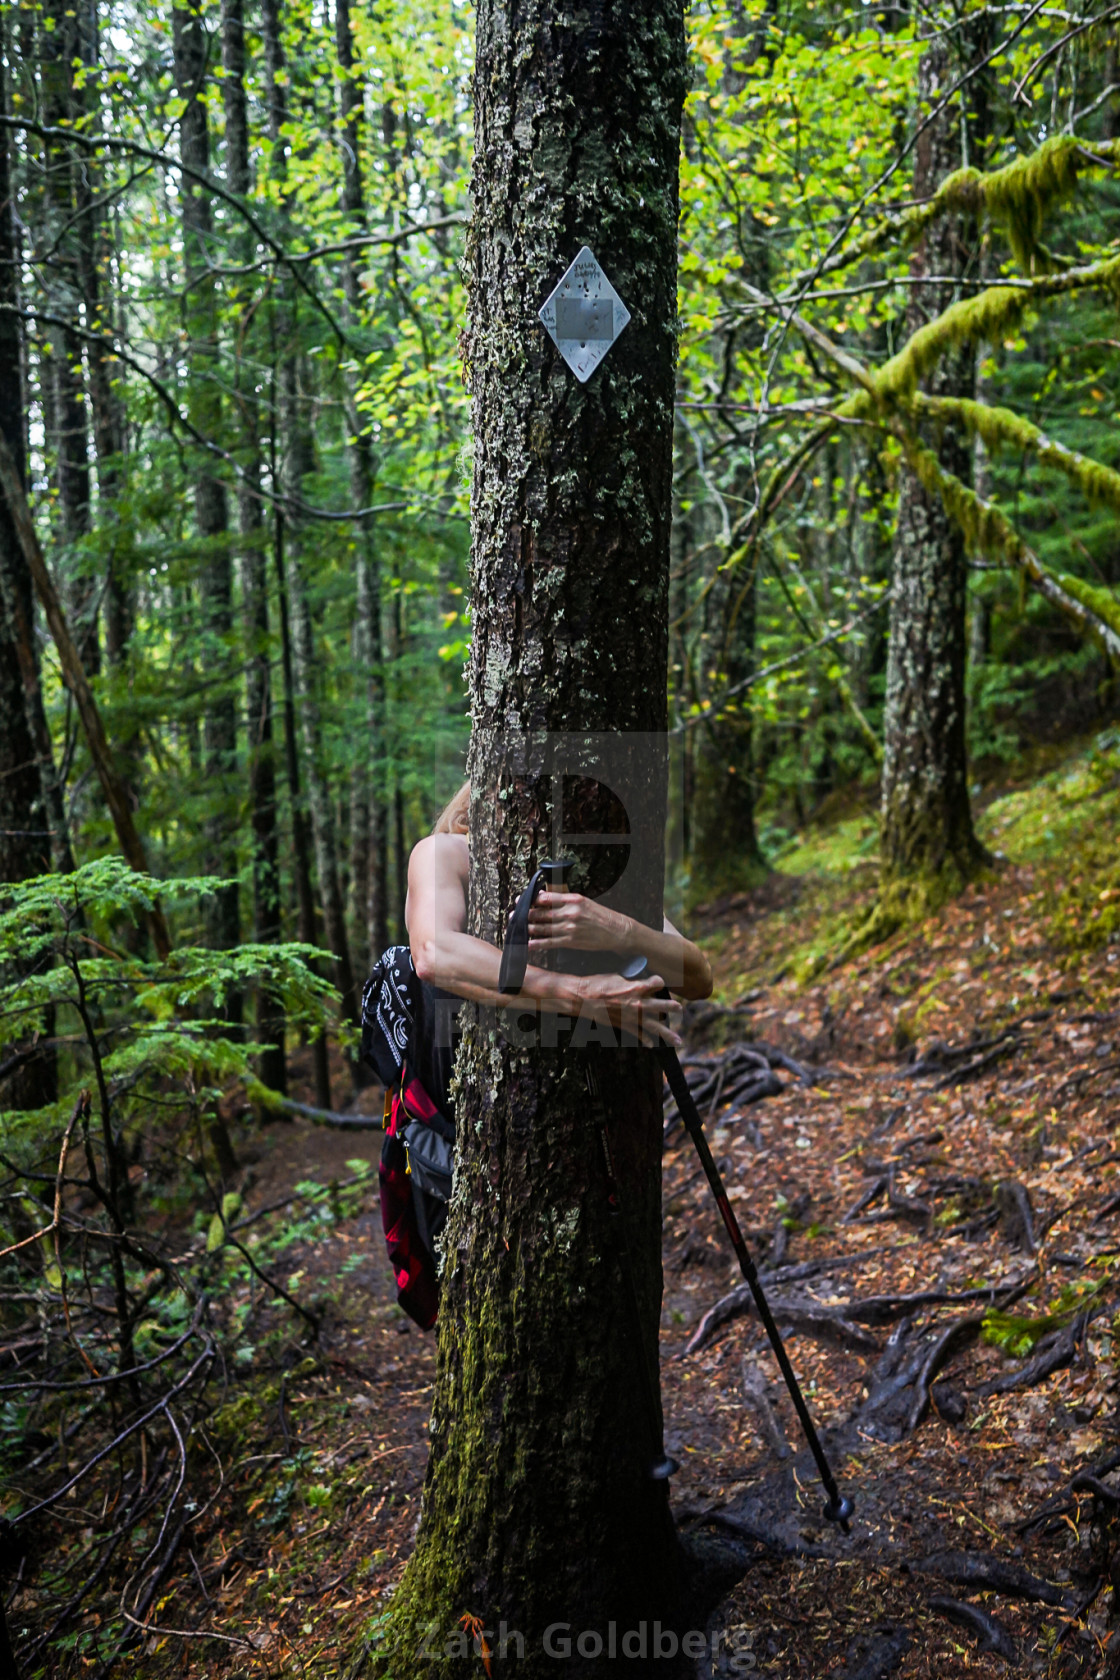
[526, 891, 628, 956]
[572, 971, 683, 1049]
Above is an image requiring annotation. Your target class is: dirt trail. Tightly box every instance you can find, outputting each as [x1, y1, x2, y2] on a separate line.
[115, 851, 1120, 1679]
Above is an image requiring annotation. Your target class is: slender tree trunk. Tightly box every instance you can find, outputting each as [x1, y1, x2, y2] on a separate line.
[40, 0, 97, 673]
[272, 507, 331, 1106]
[879, 34, 987, 904]
[256, 0, 327, 1103]
[687, 549, 766, 906]
[0, 41, 60, 1116]
[173, 0, 241, 980]
[0, 47, 73, 885]
[384, 0, 688, 1664]
[262, 0, 357, 1045]
[74, 0, 130, 672]
[282, 393, 359, 1034]
[336, 0, 389, 971]
[222, 0, 285, 1093]
[1, 21, 67, 1120]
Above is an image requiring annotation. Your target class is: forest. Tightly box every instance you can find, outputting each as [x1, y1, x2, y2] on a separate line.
[3, 0, 1120, 1672]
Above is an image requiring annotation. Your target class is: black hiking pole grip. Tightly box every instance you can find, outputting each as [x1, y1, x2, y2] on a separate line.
[658, 1042, 853, 1529]
[498, 858, 575, 994]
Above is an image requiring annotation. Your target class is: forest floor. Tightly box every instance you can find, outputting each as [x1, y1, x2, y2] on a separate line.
[47, 726, 1120, 1680]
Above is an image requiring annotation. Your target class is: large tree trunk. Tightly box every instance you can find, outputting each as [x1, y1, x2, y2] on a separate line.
[879, 36, 987, 903]
[336, 0, 389, 972]
[385, 0, 688, 1665]
[221, 0, 285, 1094]
[173, 0, 241, 976]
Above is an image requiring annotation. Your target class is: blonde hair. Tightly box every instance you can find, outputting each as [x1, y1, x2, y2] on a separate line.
[433, 781, 470, 835]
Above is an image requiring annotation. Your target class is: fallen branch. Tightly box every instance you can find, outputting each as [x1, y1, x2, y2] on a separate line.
[266, 1095, 384, 1130]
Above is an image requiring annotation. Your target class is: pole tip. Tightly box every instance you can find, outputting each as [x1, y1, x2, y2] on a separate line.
[650, 1454, 680, 1481]
[824, 1493, 854, 1530]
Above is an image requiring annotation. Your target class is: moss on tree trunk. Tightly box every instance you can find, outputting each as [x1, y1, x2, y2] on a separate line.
[372, 0, 688, 1672]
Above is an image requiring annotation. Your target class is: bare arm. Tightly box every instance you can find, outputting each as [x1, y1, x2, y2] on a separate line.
[405, 836, 682, 1043]
[527, 893, 713, 1000]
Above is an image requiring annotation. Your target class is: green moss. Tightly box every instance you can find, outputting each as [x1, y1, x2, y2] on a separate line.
[918, 396, 1120, 516]
[980, 729, 1120, 860]
[1044, 833, 1120, 954]
[1056, 572, 1120, 637]
[876, 287, 1028, 401]
[771, 812, 879, 877]
[829, 863, 982, 968]
[897, 436, 1120, 661]
[831, 135, 1120, 279]
[981, 134, 1089, 270]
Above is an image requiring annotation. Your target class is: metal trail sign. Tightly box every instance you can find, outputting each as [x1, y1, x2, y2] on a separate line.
[539, 246, 631, 383]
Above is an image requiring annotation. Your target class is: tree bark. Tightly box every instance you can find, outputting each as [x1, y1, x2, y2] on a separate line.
[385, 0, 688, 1665]
[173, 0, 241, 975]
[222, 0, 285, 1093]
[879, 34, 987, 902]
[336, 0, 389, 971]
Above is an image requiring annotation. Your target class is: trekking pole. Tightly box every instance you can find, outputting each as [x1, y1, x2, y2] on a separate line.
[631, 963, 852, 1528]
[661, 1045, 852, 1525]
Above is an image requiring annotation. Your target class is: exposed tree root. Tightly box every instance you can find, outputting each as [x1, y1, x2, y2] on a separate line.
[1019, 1449, 1120, 1534]
[905, 1316, 985, 1432]
[741, 1360, 791, 1461]
[837, 1623, 911, 1680]
[913, 1550, 1077, 1609]
[685, 1275, 1032, 1357]
[927, 1597, 1018, 1662]
[994, 1179, 1038, 1254]
[979, 1308, 1094, 1397]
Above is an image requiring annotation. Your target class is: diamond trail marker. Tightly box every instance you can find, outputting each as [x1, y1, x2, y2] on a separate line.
[539, 246, 631, 383]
